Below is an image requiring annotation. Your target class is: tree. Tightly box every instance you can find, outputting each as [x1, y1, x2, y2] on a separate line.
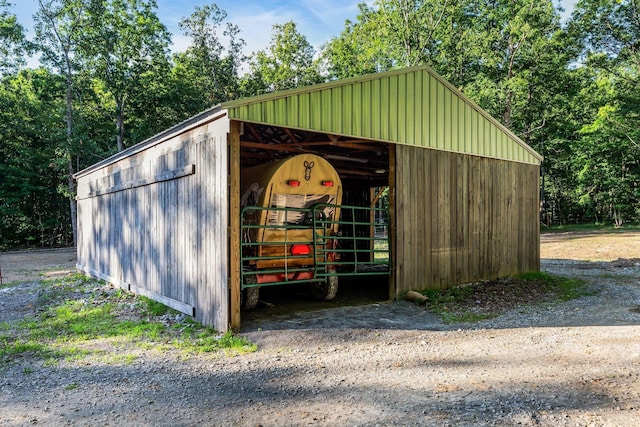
[83, 0, 171, 152]
[321, 0, 475, 82]
[572, 75, 640, 224]
[245, 21, 322, 94]
[34, 0, 93, 246]
[0, 0, 29, 75]
[569, 0, 640, 71]
[175, 3, 245, 108]
[320, 3, 395, 79]
[459, 1, 564, 130]
[0, 69, 69, 248]
[565, 0, 640, 224]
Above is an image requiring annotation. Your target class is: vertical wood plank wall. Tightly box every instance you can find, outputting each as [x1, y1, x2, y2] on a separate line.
[394, 145, 540, 295]
[76, 116, 230, 332]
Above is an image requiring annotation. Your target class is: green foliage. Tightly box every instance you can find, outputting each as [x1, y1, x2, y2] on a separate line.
[0, 0, 29, 74]
[558, 0, 640, 225]
[2, 0, 640, 246]
[0, 69, 70, 249]
[244, 21, 322, 94]
[541, 223, 640, 233]
[0, 275, 256, 365]
[421, 284, 500, 323]
[174, 3, 245, 109]
[175, 329, 255, 354]
[81, 0, 172, 151]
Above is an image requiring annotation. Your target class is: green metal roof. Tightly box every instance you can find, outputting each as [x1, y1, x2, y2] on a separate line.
[223, 66, 542, 165]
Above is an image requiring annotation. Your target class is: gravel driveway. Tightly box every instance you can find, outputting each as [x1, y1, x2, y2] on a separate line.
[1, 237, 640, 426]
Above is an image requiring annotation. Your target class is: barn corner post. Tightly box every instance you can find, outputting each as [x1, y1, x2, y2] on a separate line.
[534, 165, 541, 272]
[228, 120, 242, 331]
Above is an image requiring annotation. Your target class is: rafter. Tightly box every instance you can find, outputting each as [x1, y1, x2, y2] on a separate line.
[245, 123, 264, 143]
[283, 128, 299, 144]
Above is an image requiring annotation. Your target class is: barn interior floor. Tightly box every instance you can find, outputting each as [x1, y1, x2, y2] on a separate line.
[240, 276, 390, 325]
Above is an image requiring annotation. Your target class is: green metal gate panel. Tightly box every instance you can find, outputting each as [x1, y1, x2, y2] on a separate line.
[223, 66, 542, 165]
[240, 205, 390, 289]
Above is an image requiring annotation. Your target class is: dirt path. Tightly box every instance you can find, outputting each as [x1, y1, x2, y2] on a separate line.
[0, 248, 76, 285]
[1, 233, 640, 426]
[540, 229, 640, 262]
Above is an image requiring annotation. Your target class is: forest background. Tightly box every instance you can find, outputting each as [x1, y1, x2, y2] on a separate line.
[1, 0, 638, 249]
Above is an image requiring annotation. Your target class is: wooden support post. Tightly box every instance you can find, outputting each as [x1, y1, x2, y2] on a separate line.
[229, 120, 242, 331]
[388, 144, 397, 300]
[370, 187, 375, 262]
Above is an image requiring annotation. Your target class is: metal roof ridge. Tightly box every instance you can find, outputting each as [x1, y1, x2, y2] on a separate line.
[221, 65, 431, 108]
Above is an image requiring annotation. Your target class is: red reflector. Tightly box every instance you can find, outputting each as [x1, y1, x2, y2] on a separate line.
[287, 180, 300, 186]
[321, 181, 334, 186]
[290, 244, 311, 256]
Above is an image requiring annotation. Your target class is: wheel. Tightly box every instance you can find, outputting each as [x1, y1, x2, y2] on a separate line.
[241, 273, 260, 310]
[311, 274, 338, 301]
[241, 287, 259, 310]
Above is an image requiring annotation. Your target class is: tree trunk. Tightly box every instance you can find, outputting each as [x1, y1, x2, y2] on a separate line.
[116, 97, 125, 152]
[65, 55, 77, 247]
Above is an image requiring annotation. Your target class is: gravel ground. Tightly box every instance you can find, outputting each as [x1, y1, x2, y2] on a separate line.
[1, 236, 640, 426]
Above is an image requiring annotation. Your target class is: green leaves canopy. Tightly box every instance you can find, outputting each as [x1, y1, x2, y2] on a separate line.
[3, 0, 640, 248]
[0, 0, 29, 75]
[245, 21, 322, 94]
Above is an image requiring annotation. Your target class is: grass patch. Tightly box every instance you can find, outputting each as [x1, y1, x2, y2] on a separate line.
[141, 296, 173, 316]
[420, 271, 591, 323]
[0, 275, 256, 366]
[0, 281, 24, 289]
[175, 329, 256, 355]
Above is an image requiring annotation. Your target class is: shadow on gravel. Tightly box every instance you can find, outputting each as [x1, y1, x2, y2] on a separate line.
[240, 276, 448, 335]
[2, 357, 617, 426]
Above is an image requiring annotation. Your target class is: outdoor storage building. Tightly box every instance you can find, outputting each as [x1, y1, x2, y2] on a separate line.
[74, 65, 542, 333]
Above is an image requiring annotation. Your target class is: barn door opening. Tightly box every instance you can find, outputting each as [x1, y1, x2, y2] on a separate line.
[235, 122, 393, 317]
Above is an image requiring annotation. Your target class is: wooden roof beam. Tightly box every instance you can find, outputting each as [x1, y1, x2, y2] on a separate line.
[240, 140, 302, 153]
[284, 140, 383, 152]
[329, 141, 383, 151]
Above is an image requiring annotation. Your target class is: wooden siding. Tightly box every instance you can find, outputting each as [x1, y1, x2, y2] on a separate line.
[76, 114, 230, 332]
[393, 145, 540, 294]
[225, 66, 542, 165]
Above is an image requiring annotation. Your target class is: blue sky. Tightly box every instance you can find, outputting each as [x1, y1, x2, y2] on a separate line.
[12, 0, 578, 62]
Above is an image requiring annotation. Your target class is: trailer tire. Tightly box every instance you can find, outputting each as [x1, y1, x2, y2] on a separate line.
[241, 274, 260, 310]
[311, 274, 338, 301]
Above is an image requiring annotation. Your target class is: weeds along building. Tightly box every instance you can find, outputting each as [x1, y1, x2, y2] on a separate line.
[74, 65, 542, 332]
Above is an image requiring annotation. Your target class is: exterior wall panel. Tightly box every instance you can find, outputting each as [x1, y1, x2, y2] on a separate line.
[75, 111, 230, 332]
[393, 145, 540, 294]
